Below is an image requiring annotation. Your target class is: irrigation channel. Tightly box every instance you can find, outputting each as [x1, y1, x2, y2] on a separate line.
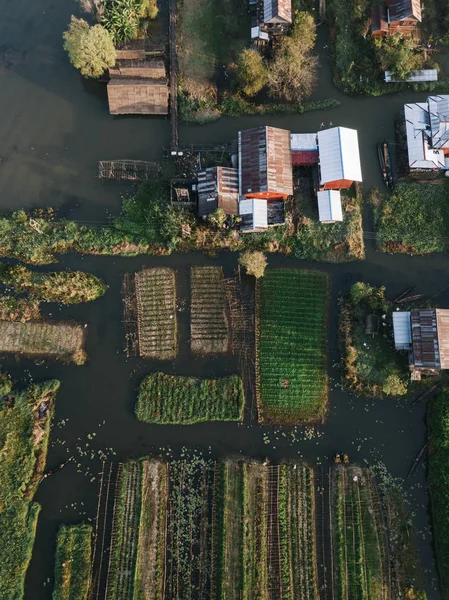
[0, 0, 448, 598]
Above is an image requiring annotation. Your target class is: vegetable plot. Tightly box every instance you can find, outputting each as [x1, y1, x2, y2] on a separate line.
[52, 524, 92, 600]
[190, 266, 230, 354]
[135, 372, 245, 424]
[135, 268, 177, 359]
[256, 269, 329, 424]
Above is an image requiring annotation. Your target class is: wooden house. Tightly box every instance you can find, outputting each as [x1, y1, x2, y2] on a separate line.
[258, 0, 292, 35]
[392, 308, 449, 380]
[317, 127, 362, 190]
[238, 126, 293, 200]
[197, 167, 239, 217]
[372, 0, 421, 37]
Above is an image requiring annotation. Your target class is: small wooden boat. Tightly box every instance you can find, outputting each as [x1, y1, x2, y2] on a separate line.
[377, 141, 394, 188]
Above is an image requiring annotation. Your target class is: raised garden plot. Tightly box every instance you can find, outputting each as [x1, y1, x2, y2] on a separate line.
[135, 372, 245, 425]
[256, 269, 329, 424]
[190, 266, 230, 354]
[135, 268, 177, 359]
[52, 524, 92, 600]
[0, 321, 86, 364]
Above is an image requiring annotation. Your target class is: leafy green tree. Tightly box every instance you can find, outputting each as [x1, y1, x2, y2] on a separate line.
[239, 251, 267, 279]
[237, 49, 268, 97]
[102, 0, 142, 42]
[63, 17, 115, 78]
[382, 372, 407, 396]
[268, 12, 318, 103]
[377, 34, 421, 81]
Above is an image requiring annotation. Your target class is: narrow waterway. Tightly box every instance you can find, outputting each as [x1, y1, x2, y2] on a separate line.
[0, 0, 447, 598]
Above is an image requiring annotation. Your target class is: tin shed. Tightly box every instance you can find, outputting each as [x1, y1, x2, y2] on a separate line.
[317, 190, 343, 223]
[317, 127, 362, 190]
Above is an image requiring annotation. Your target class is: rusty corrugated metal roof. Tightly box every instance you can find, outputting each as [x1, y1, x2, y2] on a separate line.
[411, 309, 440, 370]
[436, 309, 449, 370]
[197, 167, 239, 216]
[238, 126, 293, 197]
[387, 0, 421, 22]
[262, 0, 292, 23]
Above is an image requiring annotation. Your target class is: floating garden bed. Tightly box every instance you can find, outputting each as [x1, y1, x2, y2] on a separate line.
[0, 321, 87, 364]
[52, 524, 92, 600]
[256, 269, 329, 424]
[428, 387, 449, 600]
[135, 268, 177, 360]
[0, 378, 60, 600]
[135, 373, 245, 424]
[190, 266, 229, 354]
[339, 282, 409, 397]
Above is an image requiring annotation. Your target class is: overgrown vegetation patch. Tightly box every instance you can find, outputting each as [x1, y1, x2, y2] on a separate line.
[428, 388, 449, 600]
[0, 378, 60, 600]
[373, 182, 449, 255]
[190, 266, 229, 354]
[256, 269, 329, 424]
[0, 321, 87, 364]
[52, 524, 92, 600]
[135, 268, 177, 359]
[136, 373, 245, 424]
[339, 282, 409, 397]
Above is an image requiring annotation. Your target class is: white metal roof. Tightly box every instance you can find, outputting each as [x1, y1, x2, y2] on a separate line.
[290, 133, 317, 151]
[251, 26, 269, 40]
[385, 69, 438, 83]
[404, 102, 446, 170]
[393, 311, 412, 350]
[239, 198, 268, 229]
[317, 127, 362, 184]
[317, 190, 343, 223]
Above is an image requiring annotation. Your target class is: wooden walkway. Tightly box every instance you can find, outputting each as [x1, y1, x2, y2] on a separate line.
[169, 0, 179, 152]
[98, 160, 159, 181]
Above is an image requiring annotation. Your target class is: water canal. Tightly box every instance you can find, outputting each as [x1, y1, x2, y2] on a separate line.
[0, 0, 447, 598]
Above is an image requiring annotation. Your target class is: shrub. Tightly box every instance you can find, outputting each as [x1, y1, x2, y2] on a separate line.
[63, 17, 115, 78]
[102, 0, 156, 42]
[382, 372, 408, 396]
[140, 0, 158, 19]
[239, 251, 267, 279]
[237, 49, 268, 97]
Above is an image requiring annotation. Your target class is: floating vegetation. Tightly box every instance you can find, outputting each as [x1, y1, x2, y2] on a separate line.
[135, 372, 245, 424]
[0, 321, 87, 364]
[0, 378, 60, 599]
[52, 523, 92, 600]
[256, 269, 329, 424]
[190, 266, 229, 354]
[135, 268, 177, 359]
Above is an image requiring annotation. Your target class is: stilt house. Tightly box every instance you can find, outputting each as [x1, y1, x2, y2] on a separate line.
[392, 308, 449, 380]
[258, 0, 292, 36]
[317, 127, 362, 190]
[372, 0, 422, 37]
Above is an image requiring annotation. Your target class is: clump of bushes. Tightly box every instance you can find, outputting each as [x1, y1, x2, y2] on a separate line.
[340, 282, 408, 397]
[239, 251, 267, 279]
[63, 16, 116, 78]
[102, 0, 159, 42]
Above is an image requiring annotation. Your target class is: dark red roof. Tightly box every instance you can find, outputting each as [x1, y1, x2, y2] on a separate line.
[292, 150, 319, 166]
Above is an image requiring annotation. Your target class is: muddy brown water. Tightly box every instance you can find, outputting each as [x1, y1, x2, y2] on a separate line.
[0, 0, 447, 598]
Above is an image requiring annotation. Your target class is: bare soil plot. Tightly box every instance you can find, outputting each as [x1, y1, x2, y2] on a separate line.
[190, 266, 229, 354]
[0, 321, 86, 364]
[135, 268, 177, 359]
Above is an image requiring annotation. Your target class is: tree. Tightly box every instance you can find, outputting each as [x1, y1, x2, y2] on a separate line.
[63, 17, 115, 78]
[239, 251, 267, 279]
[237, 49, 268, 97]
[377, 34, 421, 81]
[382, 372, 407, 396]
[267, 12, 318, 103]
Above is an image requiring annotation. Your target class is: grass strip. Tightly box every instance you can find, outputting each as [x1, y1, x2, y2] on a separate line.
[136, 373, 245, 424]
[52, 524, 92, 600]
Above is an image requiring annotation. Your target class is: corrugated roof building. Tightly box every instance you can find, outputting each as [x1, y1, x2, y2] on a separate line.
[317, 127, 362, 190]
[239, 198, 285, 232]
[317, 190, 343, 223]
[372, 0, 421, 36]
[410, 309, 441, 377]
[404, 97, 449, 171]
[393, 311, 412, 350]
[238, 126, 293, 199]
[436, 309, 449, 370]
[260, 0, 292, 24]
[385, 69, 438, 83]
[291, 133, 319, 166]
[197, 167, 239, 217]
[107, 79, 169, 115]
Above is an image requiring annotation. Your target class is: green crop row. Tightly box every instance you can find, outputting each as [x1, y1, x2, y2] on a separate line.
[256, 269, 329, 424]
[135, 373, 245, 424]
[52, 524, 92, 600]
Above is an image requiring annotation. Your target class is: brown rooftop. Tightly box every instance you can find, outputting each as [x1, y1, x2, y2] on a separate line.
[115, 49, 146, 60]
[107, 79, 169, 115]
[387, 0, 421, 22]
[109, 59, 166, 79]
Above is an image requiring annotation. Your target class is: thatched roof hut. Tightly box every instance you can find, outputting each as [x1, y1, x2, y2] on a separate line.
[109, 59, 166, 79]
[107, 79, 169, 115]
